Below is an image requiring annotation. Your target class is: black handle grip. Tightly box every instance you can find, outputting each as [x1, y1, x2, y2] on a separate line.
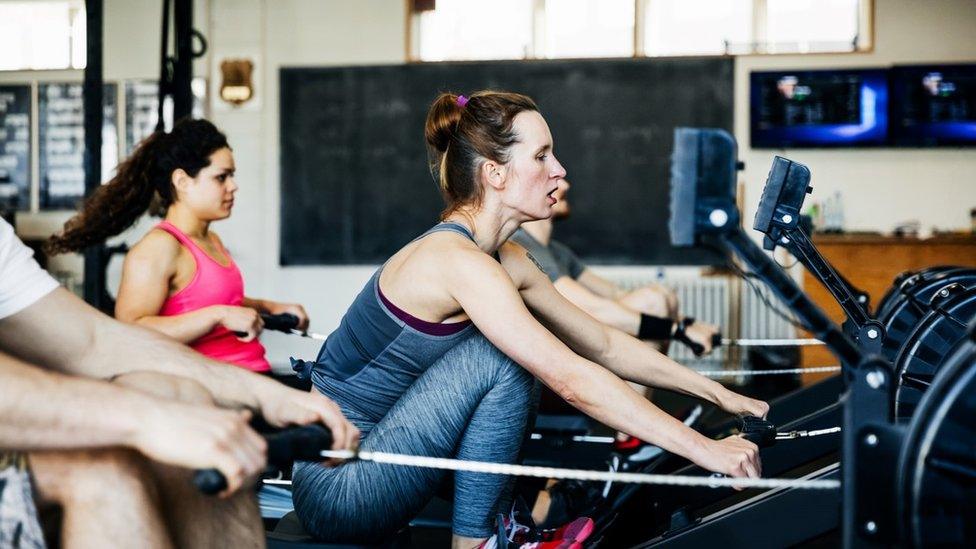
[233, 313, 301, 337]
[738, 415, 777, 448]
[674, 317, 705, 356]
[194, 424, 334, 495]
[261, 313, 301, 333]
[194, 469, 228, 495]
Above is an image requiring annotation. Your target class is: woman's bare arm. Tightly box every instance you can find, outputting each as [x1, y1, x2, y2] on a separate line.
[442, 244, 762, 478]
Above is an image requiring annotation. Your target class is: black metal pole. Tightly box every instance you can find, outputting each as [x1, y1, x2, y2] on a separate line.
[785, 228, 872, 328]
[173, 0, 193, 120]
[722, 227, 864, 371]
[156, 0, 171, 132]
[82, 0, 106, 311]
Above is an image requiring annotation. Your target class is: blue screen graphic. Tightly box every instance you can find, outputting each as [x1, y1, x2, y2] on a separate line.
[750, 69, 889, 148]
[890, 64, 976, 147]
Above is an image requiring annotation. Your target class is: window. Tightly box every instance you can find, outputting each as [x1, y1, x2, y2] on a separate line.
[414, 0, 534, 61]
[410, 0, 871, 61]
[764, 0, 862, 53]
[0, 1, 87, 71]
[641, 0, 753, 57]
[543, 0, 635, 59]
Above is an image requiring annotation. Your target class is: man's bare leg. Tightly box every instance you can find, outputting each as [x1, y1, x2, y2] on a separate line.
[30, 449, 174, 549]
[112, 371, 264, 549]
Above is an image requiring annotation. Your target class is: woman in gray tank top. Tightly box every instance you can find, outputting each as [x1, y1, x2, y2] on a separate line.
[292, 91, 768, 547]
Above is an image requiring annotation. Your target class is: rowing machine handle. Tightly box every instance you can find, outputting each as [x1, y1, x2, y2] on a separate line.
[232, 313, 301, 338]
[673, 318, 706, 356]
[738, 416, 776, 448]
[261, 313, 301, 332]
[194, 424, 333, 495]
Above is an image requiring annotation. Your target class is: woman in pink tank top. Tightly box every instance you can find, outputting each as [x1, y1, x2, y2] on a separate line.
[47, 119, 308, 373]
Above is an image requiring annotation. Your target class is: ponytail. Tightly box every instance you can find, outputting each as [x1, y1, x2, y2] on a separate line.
[46, 118, 228, 254]
[423, 90, 538, 219]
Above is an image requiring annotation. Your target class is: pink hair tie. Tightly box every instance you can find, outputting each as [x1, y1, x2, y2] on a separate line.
[456, 95, 469, 107]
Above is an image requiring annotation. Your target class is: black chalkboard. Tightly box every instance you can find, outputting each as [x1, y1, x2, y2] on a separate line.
[38, 82, 118, 210]
[280, 58, 732, 265]
[0, 85, 31, 211]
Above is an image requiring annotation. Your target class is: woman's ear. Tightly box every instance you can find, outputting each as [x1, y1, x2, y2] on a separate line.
[171, 168, 191, 194]
[481, 160, 507, 191]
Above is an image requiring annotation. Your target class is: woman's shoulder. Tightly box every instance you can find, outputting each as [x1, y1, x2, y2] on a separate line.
[126, 228, 183, 267]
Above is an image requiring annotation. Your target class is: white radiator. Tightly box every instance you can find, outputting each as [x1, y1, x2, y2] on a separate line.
[607, 272, 797, 367]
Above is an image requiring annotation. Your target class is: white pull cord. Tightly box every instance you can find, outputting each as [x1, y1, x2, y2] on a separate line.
[698, 365, 842, 378]
[721, 338, 825, 347]
[317, 449, 840, 490]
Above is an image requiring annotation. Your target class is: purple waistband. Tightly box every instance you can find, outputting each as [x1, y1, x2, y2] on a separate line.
[377, 285, 472, 336]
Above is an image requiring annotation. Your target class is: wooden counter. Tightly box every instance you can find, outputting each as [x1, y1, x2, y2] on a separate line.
[800, 234, 976, 383]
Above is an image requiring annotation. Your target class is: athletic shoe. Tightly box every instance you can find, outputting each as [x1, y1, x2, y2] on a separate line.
[481, 499, 595, 548]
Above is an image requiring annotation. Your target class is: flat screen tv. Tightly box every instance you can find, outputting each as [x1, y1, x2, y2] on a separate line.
[889, 63, 976, 147]
[750, 68, 889, 148]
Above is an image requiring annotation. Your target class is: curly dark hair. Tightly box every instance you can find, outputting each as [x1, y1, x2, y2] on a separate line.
[46, 118, 229, 254]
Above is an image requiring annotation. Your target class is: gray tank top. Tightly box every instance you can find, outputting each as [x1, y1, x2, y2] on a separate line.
[309, 222, 480, 422]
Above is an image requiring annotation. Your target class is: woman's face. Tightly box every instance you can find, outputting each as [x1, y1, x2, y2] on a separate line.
[500, 111, 567, 220]
[550, 178, 571, 219]
[176, 147, 238, 221]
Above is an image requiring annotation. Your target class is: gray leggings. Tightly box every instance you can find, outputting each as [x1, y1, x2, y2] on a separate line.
[292, 334, 534, 542]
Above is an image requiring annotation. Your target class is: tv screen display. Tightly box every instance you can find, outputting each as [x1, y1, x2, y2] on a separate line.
[890, 63, 976, 146]
[750, 69, 889, 148]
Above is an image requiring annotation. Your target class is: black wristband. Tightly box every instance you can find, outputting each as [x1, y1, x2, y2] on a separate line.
[638, 314, 674, 340]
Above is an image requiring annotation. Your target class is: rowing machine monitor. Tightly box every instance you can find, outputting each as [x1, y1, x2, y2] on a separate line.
[668, 128, 740, 247]
[753, 157, 811, 251]
[753, 157, 881, 350]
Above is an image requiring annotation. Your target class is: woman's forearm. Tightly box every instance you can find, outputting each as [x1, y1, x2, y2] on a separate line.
[242, 297, 271, 313]
[559, 361, 710, 460]
[132, 306, 225, 343]
[598, 328, 726, 405]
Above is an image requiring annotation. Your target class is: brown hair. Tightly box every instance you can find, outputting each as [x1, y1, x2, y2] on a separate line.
[46, 118, 229, 254]
[424, 90, 538, 218]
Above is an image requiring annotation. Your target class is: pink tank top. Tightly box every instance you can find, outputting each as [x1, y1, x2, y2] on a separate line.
[155, 221, 270, 372]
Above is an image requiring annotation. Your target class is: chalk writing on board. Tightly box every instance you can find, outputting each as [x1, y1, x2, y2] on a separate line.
[0, 85, 31, 211]
[38, 82, 118, 210]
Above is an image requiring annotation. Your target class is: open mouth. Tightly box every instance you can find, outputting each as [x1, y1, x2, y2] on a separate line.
[546, 187, 558, 204]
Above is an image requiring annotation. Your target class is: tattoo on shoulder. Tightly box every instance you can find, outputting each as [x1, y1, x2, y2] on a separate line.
[526, 252, 547, 274]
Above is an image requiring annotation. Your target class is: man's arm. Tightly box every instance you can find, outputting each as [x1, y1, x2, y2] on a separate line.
[1, 288, 262, 408]
[552, 276, 640, 336]
[0, 350, 164, 450]
[0, 350, 273, 493]
[0, 288, 358, 450]
[576, 268, 626, 299]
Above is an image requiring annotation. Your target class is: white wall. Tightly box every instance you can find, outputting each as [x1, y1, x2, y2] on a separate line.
[211, 0, 408, 364]
[735, 0, 976, 236]
[5, 0, 976, 367]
